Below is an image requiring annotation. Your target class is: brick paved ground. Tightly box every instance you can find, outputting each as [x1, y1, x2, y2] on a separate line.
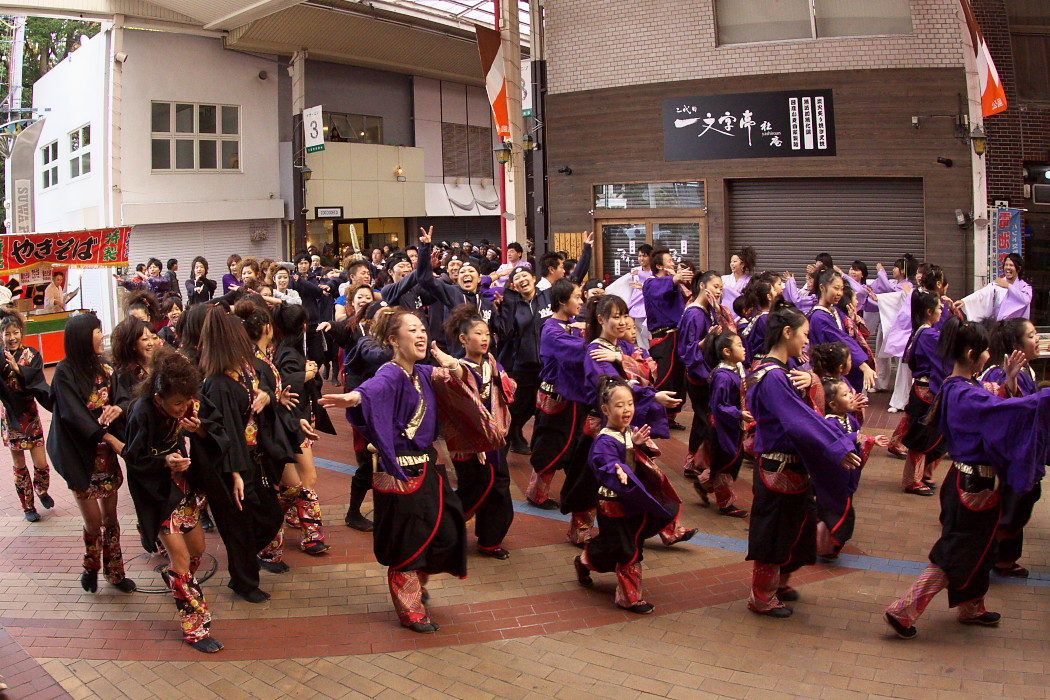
[1, 381, 1049, 699]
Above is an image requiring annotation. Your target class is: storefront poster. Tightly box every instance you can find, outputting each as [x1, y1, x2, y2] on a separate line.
[664, 90, 836, 161]
[992, 207, 1022, 277]
[0, 227, 131, 274]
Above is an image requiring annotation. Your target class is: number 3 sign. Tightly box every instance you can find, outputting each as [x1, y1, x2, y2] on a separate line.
[303, 105, 325, 153]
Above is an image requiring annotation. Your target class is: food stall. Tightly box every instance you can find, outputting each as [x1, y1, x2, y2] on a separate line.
[0, 227, 132, 364]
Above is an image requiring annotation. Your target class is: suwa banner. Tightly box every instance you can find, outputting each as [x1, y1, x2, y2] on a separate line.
[664, 89, 836, 161]
[0, 227, 131, 273]
[991, 208, 1022, 277]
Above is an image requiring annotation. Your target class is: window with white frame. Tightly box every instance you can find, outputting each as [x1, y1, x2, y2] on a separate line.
[150, 101, 240, 172]
[716, 0, 912, 45]
[40, 141, 58, 189]
[69, 124, 91, 179]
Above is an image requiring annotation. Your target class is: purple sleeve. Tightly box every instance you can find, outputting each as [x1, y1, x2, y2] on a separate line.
[349, 369, 408, 481]
[809, 309, 869, 368]
[999, 279, 1033, 320]
[583, 350, 618, 408]
[677, 307, 710, 375]
[709, 370, 742, 454]
[870, 269, 898, 294]
[588, 434, 672, 519]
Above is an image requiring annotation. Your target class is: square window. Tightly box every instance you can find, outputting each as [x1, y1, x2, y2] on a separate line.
[221, 106, 239, 135]
[198, 139, 217, 169]
[221, 140, 239, 169]
[82, 125, 90, 147]
[175, 139, 194, 169]
[82, 152, 90, 174]
[199, 105, 217, 134]
[70, 157, 80, 179]
[151, 102, 170, 132]
[152, 139, 171, 169]
[175, 103, 194, 133]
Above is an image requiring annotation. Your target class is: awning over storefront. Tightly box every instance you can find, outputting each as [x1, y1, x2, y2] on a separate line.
[425, 180, 501, 217]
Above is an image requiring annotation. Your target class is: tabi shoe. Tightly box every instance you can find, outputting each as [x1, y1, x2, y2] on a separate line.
[994, 563, 1029, 578]
[24, 510, 40, 522]
[201, 510, 216, 532]
[113, 578, 137, 593]
[39, 493, 55, 509]
[668, 420, 687, 431]
[189, 637, 224, 653]
[302, 541, 331, 556]
[920, 477, 938, 490]
[904, 485, 935, 497]
[960, 612, 1001, 626]
[719, 505, 749, 518]
[751, 605, 792, 618]
[234, 587, 271, 604]
[776, 586, 799, 602]
[884, 612, 918, 639]
[405, 620, 440, 634]
[258, 558, 290, 574]
[573, 556, 593, 588]
[692, 481, 710, 505]
[527, 497, 560, 511]
[81, 570, 98, 593]
[508, 432, 531, 455]
[344, 510, 374, 532]
[664, 528, 698, 546]
[478, 546, 511, 560]
[618, 602, 655, 615]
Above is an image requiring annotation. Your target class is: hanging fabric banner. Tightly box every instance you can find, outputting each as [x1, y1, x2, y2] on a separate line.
[0, 227, 132, 273]
[959, 0, 1008, 117]
[476, 24, 511, 142]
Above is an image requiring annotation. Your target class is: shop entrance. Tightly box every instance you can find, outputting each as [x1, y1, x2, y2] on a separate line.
[596, 219, 706, 281]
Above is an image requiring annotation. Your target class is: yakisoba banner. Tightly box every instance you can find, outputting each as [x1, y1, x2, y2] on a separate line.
[0, 227, 131, 273]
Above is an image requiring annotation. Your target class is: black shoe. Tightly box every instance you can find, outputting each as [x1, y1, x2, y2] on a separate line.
[776, 586, 799, 602]
[618, 602, 655, 615]
[38, 494, 55, 509]
[258, 559, 290, 574]
[302, 541, 331, 556]
[509, 434, 531, 455]
[905, 486, 935, 497]
[752, 605, 793, 618]
[81, 570, 98, 593]
[113, 578, 137, 593]
[405, 621, 439, 634]
[528, 498, 560, 511]
[201, 511, 215, 532]
[344, 511, 374, 532]
[478, 547, 511, 560]
[921, 478, 937, 490]
[885, 612, 917, 638]
[189, 636, 224, 653]
[235, 587, 271, 604]
[574, 556, 593, 587]
[665, 528, 698, 546]
[961, 611, 1001, 626]
[668, 420, 687, 431]
[24, 510, 40, 522]
[719, 505, 749, 518]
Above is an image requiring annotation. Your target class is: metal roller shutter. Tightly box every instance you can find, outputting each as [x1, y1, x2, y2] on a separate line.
[129, 220, 282, 281]
[727, 178, 925, 277]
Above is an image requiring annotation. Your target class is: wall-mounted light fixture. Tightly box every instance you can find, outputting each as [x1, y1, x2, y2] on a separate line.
[395, 165, 406, 182]
[494, 140, 512, 165]
[969, 125, 987, 156]
[298, 164, 313, 181]
[522, 133, 535, 151]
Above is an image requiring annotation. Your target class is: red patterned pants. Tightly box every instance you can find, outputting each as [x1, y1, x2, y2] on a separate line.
[567, 509, 595, 545]
[748, 562, 791, 613]
[697, 470, 736, 509]
[388, 569, 431, 626]
[525, 470, 555, 504]
[169, 555, 212, 643]
[885, 564, 987, 628]
[12, 460, 49, 513]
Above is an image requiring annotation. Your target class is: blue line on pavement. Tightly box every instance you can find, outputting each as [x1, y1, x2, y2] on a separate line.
[317, 457, 1050, 588]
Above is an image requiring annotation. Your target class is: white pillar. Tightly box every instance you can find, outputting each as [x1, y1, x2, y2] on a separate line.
[501, 0, 526, 245]
[958, 5, 990, 290]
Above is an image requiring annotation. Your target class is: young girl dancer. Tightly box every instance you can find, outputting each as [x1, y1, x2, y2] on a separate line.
[124, 347, 222, 653]
[745, 301, 860, 617]
[899, 291, 948, 496]
[740, 281, 774, 366]
[678, 271, 734, 479]
[321, 309, 492, 633]
[817, 378, 887, 560]
[0, 311, 54, 521]
[444, 304, 516, 559]
[808, 269, 876, 393]
[982, 318, 1042, 578]
[698, 330, 750, 518]
[273, 303, 334, 555]
[583, 295, 693, 545]
[573, 377, 677, 614]
[884, 318, 1049, 639]
[195, 308, 284, 604]
[47, 313, 136, 593]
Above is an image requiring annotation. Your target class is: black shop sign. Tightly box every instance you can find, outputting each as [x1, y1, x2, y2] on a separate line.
[663, 89, 836, 161]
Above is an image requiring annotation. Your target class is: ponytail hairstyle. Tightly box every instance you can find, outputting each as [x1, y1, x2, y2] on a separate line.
[703, 329, 740, 370]
[691, 269, 721, 298]
[233, 299, 273, 342]
[444, 303, 486, 346]
[902, 253, 919, 280]
[764, 299, 807, 354]
[909, 289, 940, 330]
[550, 277, 578, 313]
[938, 315, 990, 366]
[175, 302, 209, 362]
[989, 317, 1034, 366]
[806, 262, 825, 293]
[818, 266, 842, 292]
[125, 290, 159, 322]
[585, 294, 629, 342]
[732, 294, 747, 319]
[815, 252, 834, 270]
[271, 302, 308, 347]
[810, 341, 850, 378]
[136, 344, 200, 403]
[920, 264, 945, 293]
[63, 312, 106, 400]
[733, 246, 758, 275]
[743, 280, 774, 314]
[199, 306, 253, 378]
[597, 374, 632, 408]
[371, 307, 419, 351]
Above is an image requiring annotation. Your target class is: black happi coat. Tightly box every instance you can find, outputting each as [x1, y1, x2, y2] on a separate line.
[0, 345, 51, 431]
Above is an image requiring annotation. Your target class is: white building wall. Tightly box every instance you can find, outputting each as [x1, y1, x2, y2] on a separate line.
[31, 31, 110, 233]
[546, 0, 966, 94]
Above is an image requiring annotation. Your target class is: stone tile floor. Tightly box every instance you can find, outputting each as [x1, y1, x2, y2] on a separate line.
[1, 387, 1049, 699]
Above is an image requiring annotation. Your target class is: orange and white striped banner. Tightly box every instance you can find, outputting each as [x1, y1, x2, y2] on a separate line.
[960, 0, 1008, 117]
[476, 24, 511, 142]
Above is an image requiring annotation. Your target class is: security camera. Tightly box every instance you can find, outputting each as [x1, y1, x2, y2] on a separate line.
[258, 70, 268, 81]
[114, 51, 128, 64]
[955, 208, 969, 228]
[300, 207, 309, 215]
[937, 157, 953, 168]
[557, 166, 573, 176]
